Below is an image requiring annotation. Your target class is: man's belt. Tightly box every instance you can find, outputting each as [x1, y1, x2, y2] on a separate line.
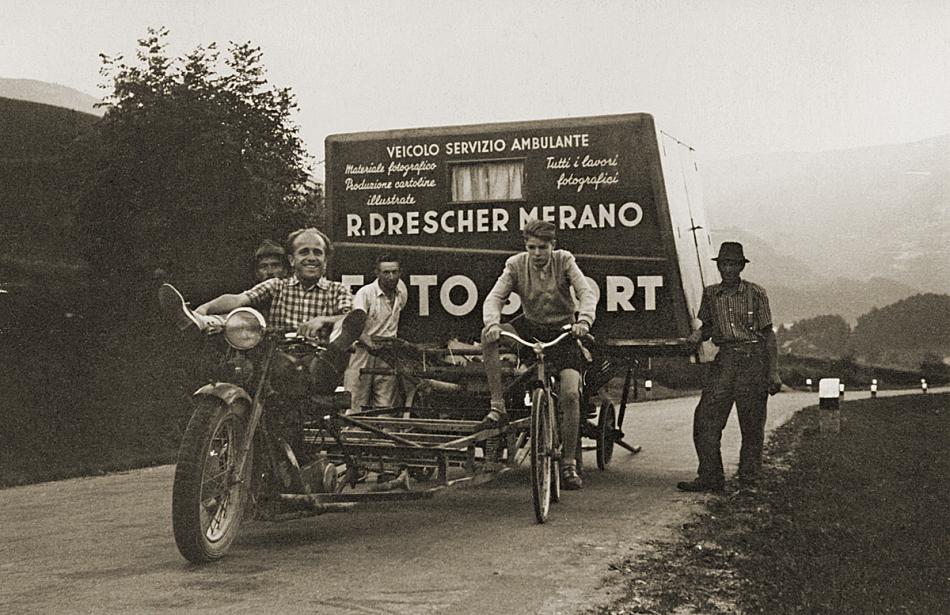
[717, 340, 763, 355]
[718, 339, 761, 347]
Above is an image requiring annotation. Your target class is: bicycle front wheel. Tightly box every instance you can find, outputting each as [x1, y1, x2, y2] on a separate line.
[530, 388, 555, 523]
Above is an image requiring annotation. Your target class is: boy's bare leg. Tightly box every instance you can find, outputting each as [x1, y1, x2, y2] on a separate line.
[479, 323, 517, 426]
[559, 368, 583, 489]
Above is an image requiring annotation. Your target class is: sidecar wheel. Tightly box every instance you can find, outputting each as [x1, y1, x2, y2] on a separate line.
[172, 398, 251, 563]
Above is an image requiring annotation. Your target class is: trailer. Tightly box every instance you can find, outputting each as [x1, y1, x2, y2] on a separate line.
[325, 112, 716, 356]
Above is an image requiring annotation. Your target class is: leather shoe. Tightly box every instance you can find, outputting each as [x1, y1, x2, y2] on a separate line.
[561, 465, 583, 490]
[676, 479, 724, 493]
[158, 284, 203, 332]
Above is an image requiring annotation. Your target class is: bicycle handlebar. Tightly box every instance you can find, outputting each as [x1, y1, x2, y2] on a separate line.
[499, 329, 574, 352]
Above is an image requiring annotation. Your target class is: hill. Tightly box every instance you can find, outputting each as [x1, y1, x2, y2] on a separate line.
[0, 96, 98, 158]
[0, 97, 98, 269]
[704, 135, 950, 299]
[710, 226, 920, 325]
[0, 78, 102, 116]
[851, 293, 950, 366]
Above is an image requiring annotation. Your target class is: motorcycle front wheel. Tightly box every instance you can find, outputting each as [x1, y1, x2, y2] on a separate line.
[172, 398, 252, 563]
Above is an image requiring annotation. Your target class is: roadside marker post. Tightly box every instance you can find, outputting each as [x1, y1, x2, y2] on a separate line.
[819, 378, 841, 435]
[644, 379, 653, 398]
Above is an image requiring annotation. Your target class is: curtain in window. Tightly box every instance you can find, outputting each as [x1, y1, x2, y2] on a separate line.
[451, 161, 523, 201]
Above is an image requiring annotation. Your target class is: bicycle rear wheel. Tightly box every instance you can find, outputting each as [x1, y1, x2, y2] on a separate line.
[531, 388, 555, 523]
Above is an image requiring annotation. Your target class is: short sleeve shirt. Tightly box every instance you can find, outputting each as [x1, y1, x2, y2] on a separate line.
[697, 280, 773, 344]
[352, 278, 408, 338]
[244, 275, 353, 342]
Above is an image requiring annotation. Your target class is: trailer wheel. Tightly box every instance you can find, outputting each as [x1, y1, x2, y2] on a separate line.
[596, 400, 616, 470]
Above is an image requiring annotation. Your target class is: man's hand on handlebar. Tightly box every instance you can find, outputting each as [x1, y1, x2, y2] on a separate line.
[198, 313, 225, 334]
[298, 316, 332, 340]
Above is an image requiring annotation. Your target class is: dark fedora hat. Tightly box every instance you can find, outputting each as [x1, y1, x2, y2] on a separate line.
[712, 241, 749, 262]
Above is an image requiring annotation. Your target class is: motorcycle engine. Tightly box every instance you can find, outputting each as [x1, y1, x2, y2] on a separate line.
[270, 346, 317, 399]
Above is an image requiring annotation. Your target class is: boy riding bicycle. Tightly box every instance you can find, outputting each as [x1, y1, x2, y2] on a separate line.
[480, 219, 597, 490]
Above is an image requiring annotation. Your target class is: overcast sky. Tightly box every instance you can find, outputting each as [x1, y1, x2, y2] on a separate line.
[3, 0, 948, 177]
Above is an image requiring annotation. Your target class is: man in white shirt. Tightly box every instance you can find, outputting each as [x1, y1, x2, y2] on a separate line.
[344, 254, 409, 412]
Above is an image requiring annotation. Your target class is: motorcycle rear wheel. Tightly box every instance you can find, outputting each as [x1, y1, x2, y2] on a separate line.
[172, 398, 251, 563]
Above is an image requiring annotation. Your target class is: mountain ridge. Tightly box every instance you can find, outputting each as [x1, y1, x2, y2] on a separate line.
[703, 134, 950, 296]
[0, 78, 103, 116]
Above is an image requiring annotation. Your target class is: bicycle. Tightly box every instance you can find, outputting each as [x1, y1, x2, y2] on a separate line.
[498, 326, 578, 523]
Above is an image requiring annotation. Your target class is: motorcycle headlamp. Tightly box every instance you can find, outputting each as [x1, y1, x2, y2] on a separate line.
[224, 307, 266, 350]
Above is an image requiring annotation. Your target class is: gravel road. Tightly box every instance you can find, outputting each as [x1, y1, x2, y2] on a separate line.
[2, 388, 929, 614]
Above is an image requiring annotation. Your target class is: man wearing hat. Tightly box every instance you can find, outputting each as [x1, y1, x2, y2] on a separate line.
[677, 241, 782, 492]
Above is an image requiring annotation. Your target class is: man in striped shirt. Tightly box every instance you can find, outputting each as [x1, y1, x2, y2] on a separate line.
[677, 241, 782, 493]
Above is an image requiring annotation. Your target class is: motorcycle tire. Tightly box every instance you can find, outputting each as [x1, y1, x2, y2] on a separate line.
[172, 398, 252, 563]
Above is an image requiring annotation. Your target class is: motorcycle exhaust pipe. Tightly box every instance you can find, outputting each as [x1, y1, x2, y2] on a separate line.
[276, 494, 356, 514]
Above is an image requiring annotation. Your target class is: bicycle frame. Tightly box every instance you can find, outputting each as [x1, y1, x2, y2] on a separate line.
[498, 328, 573, 388]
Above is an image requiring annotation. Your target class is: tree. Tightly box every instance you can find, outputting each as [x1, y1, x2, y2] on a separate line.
[74, 28, 315, 296]
[851, 293, 950, 367]
[778, 314, 852, 358]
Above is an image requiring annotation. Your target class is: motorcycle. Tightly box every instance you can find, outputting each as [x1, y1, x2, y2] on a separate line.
[159, 284, 360, 563]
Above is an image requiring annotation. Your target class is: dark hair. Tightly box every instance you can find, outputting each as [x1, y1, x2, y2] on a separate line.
[286, 227, 333, 259]
[253, 239, 286, 263]
[375, 253, 400, 267]
[522, 218, 557, 242]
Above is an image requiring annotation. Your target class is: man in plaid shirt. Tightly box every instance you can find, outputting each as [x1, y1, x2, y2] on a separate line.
[194, 227, 364, 393]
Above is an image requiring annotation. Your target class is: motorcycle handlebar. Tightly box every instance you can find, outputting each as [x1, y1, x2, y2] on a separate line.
[281, 331, 325, 349]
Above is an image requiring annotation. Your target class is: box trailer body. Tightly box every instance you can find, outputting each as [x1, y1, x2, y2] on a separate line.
[325, 113, 715, 356]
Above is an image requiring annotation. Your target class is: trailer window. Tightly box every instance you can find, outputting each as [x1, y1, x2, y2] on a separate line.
[450, 160, 524, 202]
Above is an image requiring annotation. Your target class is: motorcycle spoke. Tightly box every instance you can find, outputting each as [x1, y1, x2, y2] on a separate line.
[207, 493, 231, 536]
[200, 422, 240, 539]
[201, 466, 233, 495]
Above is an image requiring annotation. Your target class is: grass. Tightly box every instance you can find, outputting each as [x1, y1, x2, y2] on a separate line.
[0, 449, 178, 488]
[593, 392, 950, 614]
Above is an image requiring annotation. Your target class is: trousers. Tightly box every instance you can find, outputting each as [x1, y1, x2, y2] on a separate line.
[692, 343, 769, 484]
[344, 347, 400, 412]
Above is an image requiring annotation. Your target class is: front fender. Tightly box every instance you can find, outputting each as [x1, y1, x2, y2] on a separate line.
[193, 382, 252, 417]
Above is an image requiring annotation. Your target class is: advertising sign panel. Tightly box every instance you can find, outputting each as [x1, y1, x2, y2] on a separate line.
[326, 113, 714, 350]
